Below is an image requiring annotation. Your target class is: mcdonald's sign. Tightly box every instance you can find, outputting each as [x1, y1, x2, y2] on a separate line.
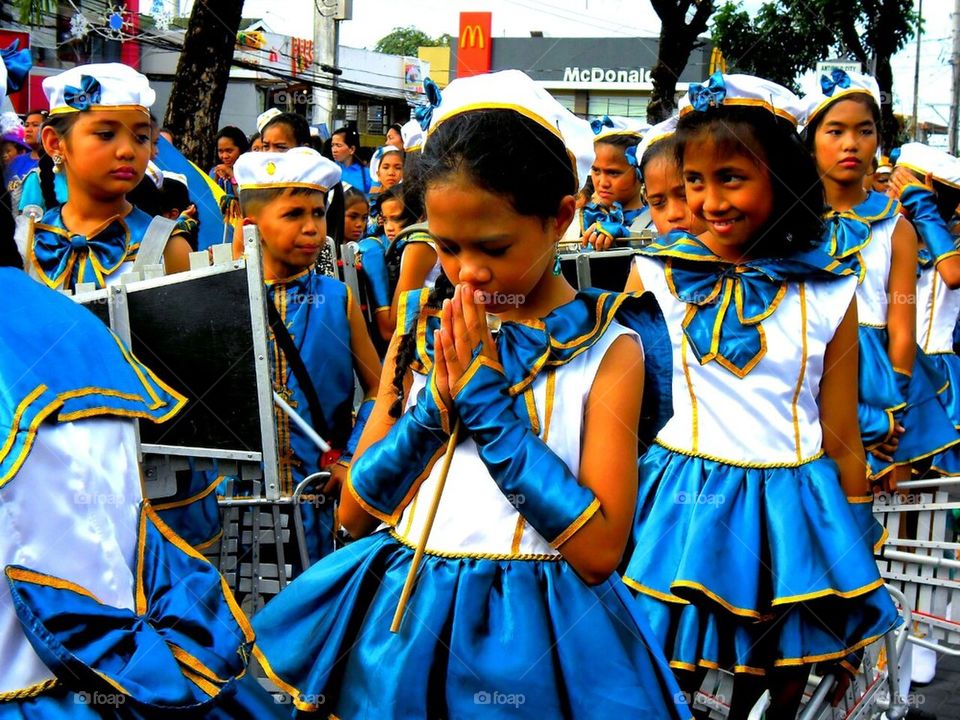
[456, 12, 492, 78]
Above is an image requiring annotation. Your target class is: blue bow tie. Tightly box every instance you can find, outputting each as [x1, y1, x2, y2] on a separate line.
[582, 201, 632, 242]
[0, 40, 31, 94]
[820, 69, 852, 97]
[688, 71, 727, 113]
[590, 115, 614, 135]
[33, 216, 131, 290]
[63, 74, 102, 112]
[642, 232, 855, 377]
[822, 192, 901, 282]
[414, 78, 442, 131]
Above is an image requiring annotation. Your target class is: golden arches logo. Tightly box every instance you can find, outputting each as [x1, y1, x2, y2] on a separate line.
[460, 24, 485, 49]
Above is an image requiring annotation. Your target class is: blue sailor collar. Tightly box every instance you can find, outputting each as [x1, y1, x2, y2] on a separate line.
[641, 231, 856, 378]
[823, 191, 901, 281]
[397, 286, 674, 445]
[31, 206, 149, 290]
[0, 268, 186, 488]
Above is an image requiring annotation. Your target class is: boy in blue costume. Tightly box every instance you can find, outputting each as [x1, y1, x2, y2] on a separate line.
[232, 147, 382, 565]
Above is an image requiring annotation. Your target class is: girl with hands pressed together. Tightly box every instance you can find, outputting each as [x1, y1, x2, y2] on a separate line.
[251, 70, 689, 720]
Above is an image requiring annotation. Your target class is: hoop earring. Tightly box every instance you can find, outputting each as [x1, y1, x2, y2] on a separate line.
[52, 154, 63, 173]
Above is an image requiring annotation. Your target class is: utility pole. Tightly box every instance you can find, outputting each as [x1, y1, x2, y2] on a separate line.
[912, 0, 923, 141]
[950, 0, 960, 154]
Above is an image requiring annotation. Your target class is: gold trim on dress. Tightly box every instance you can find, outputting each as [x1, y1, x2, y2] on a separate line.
[790, 283, 808, 463]
[550, 496, 600, 548]
[770, 577, 885, 606]
[251, 644, 321, 711]
[654, 439, 825, 469]
[622, 576, 690, 605]
[389, 530, 561, 561]
[0, 678, 59, 702]
[670, 580, 762, 619]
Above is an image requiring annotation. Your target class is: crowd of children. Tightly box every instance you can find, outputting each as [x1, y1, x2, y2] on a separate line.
[3, 32, 960, 720]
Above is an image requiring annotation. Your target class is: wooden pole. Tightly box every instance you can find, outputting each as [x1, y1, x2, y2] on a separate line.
[390, 420, 461, 633]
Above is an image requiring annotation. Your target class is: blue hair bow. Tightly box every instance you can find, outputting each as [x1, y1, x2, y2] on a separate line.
[688, 71, 726, 113]
[414, 77, 442, 131]
[590, 115, 614, 135]
[820, 69, 851, 96]
[0, 40, 31, 94]
[624, 144, 641, 181]
[63, 75, 102, 112]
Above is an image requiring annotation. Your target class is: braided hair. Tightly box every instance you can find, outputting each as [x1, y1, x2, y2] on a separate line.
[387, 109, 576, 417]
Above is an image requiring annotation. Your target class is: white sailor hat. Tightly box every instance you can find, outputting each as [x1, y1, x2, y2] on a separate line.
[636, 116, 678, 167]
[679, 71, 802, 126]
[799, 69, 881, 130]
[161, 170, 189, 187]
[420, 69, 595, 186]
[256, 107, 283, 134]
[591, 115, 651, 142]
[43, 63, 155, 115]
[234, 147, 342, 193]
[369, 144, 404, 182]
[897, 143, 960, 189]
[144, 161, 163, 188]
[401, 118, 424, 153]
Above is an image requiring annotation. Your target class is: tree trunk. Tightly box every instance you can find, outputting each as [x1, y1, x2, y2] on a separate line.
[163, 0, 244, 168]
[647, 1, 715, 124]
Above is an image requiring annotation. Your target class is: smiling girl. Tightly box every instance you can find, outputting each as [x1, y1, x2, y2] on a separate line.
[27, 63, 190, 291]
[251, 70, 688, 719]
[623, 73, 899, 720]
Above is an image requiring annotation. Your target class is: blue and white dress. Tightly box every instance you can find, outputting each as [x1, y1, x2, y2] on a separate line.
[624, 233, 900, 675]
[916, 248, 960, 475]
[823, 192, 959, 477]
[28, 206, 154, 292]
[0, 268, 281, 717]
[251, 288, 691, 719]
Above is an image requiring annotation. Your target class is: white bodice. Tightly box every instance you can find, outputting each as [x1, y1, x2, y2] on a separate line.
[856, 215, 900, 327]
[634, 255, 857, 466]
[917, 266, 960, 354]
[391, 321, 640, 557]
[0, 418, 140, 693]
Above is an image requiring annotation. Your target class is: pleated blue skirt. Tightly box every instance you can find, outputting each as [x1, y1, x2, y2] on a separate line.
[252, 531, 692, 719]
[623, 444, 901, 674]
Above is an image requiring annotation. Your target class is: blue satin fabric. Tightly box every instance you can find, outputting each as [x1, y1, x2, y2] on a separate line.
[349, 376, 448, 522]
[32, 206, 153, 291]
[901, 184, 958, 263]
[355, 236, 391, 312]
[453, 355, 597, 544]
[928, 351, 960, 475]
[0, 268, 185, 485]
[641, 231, 856, 377]
[403, 286, 673, 449]
[0, 674, 282, 719]
[857, 325, 905, 448]
[624, 444, 900, 673]
[3, 504, 274, 714]
[822, 191, 900, 282]
[892, 350, 960, 474]
[153, 466, 223, 550]
[341, 397, 374, 465]
[0, 40, 32, 94]
[252, 532, 691, 719]
[581, 201, 641, 241]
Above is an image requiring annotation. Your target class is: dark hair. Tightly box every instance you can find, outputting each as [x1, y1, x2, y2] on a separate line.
[0, 183, 21, 269]
[127, 176, 162, 216]
[343, 186, 369, 211]
[158, 177, 191, 215]
[216, 125, 250, 154]
[386, 123, 403, 137]
[933, 181, 960, 224]
[263, 113, 312, 147]
[249, 131, 260, 145]
[388, 109, 576, 416]
[332, 127, 361, 151]
[802, 93, 882, 150]
[25, 109, 47, 122]
[675, 105, 825, 257]
[38, 113, 79, 210]
[639, 135, 678, 179]
[326, 182, 345, 245]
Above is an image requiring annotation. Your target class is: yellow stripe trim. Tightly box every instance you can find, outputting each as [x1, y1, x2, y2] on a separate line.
[551, 496, 601, 548]
[389, 530, 561, 561]
[0, 678, 59, 702]
[622, 576, 690, 605]
[670, 579, 762, 619]
[790, 283, 808, 462]
[654, 439, 825, 469]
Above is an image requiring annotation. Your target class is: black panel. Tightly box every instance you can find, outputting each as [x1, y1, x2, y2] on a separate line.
[127, 270, 263, 453]
[587, 254, 634, 292]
